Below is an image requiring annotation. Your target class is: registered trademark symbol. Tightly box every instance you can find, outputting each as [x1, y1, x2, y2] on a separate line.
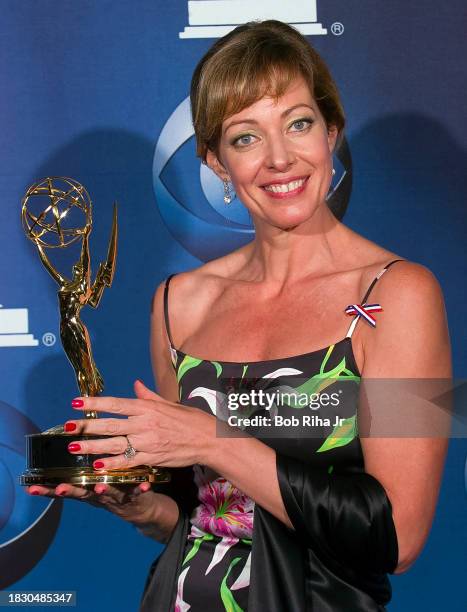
[42, 332, 56, 347]
[331, 22, 344, 36]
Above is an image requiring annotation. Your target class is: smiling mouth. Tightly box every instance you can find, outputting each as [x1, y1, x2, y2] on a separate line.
[261, 176, 309, 197]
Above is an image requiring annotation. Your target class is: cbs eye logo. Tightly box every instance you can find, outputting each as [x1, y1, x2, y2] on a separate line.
[0, 401, 62, 588]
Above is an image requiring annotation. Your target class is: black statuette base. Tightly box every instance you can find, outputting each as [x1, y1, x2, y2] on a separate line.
[20, 431, 171, 486]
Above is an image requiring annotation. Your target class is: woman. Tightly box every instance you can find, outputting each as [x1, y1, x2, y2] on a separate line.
[27, 20, 451, 611]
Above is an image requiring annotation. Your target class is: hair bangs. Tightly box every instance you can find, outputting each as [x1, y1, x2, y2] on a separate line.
[225, 50, 308, 119]
[191, 20, 345, 160]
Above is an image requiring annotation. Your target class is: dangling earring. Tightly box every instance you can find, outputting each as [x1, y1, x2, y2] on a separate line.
[326, 168, 336, 202]
[223, 178, 232, 204]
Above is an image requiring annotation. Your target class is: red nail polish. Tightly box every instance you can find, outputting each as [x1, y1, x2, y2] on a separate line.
[71, 399, 84, 408]
[64, 422, 77, 432]
[30, 490, 40, 495]
[68, 443, 81, 452]
[94, 461, 105, 469]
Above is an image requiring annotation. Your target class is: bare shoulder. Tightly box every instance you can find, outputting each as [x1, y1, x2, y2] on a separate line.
[361, 259, 451, 378]
[149, 277, 180, 402]
[153, 248, 245, 346]
[159, 258, 232, 309]
[344, 226, 444, 303]
[151, 257, 228, 311]
[148, 249, 241, 396]
[368, 259, 446, 311]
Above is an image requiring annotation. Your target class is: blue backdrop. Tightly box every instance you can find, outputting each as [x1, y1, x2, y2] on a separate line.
[1, 2, 466, 610]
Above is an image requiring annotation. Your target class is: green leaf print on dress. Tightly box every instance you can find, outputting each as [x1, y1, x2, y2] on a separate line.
[212, 361, 223, 378]
[317, 414, 358, 453]
[279, 344, 360, 409]
[220, 557, 244, 612]
[176, 353, 224, 382]
[183, 530, 215, 566]
[177, 354, 204, 383]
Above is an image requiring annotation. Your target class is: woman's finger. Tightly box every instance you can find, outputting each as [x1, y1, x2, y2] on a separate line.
[71, 396, 148, 417]
[138, 482, 152, 493]
[63, 417, 141, 437]
[67, 435, 128, 456]
[92, 481, 153, 502]
[133, 379, 164, 401]
[26, 485, 55, 497]
[52, 484, 91, 498]
[27, 484, 90, 499]
[91, 451, 154, 472]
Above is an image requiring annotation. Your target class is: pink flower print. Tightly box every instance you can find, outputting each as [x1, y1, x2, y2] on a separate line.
[190, 466, 254, 538]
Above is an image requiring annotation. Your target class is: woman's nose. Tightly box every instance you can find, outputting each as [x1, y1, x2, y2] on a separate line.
[264, 136, 296, 172]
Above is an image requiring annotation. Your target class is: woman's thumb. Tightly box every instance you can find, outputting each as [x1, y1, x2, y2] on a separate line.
[134, 379, 159, 400]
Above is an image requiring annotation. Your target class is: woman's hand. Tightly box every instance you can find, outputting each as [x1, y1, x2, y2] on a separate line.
[65, 380, 217, 472]
[26, 481, 180, 543]
[26, 481, 154, 522]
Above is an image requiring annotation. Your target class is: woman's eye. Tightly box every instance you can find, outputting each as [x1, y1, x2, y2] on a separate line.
[290, 118, 313, 132]
[232, 134, 255, 147]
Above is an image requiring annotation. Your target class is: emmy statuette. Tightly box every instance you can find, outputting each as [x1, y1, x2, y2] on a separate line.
[19, 177, 170, 486]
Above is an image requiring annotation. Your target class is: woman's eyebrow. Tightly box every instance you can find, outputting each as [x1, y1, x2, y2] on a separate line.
[224, 103, 315, 134]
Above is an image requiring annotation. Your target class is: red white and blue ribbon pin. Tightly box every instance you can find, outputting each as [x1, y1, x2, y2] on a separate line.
[345, 303, 383, 327]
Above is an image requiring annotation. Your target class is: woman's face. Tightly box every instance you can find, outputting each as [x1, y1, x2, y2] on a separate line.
[207, 76, 338, 229]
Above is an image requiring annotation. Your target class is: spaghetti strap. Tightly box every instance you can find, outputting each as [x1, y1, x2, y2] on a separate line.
[164, 273, 177, 349]
[346, 259, 405, 338]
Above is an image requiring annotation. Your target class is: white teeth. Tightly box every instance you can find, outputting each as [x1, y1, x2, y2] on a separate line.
[263, 178, 306, 193]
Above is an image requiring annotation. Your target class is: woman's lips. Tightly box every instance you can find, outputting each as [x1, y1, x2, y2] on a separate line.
[261, 176, 309, 199]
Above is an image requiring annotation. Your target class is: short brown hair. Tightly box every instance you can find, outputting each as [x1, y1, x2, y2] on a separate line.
[190, 20, 346, 161]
